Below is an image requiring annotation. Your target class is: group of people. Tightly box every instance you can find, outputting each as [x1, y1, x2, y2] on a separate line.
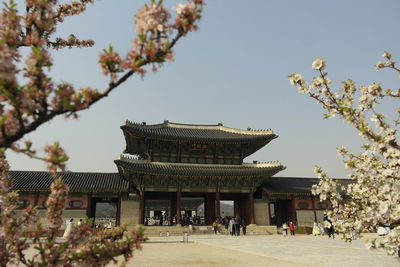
[63, 218, 84, 238]
[312, 221, 326, 236]
[181, 215, 202, 226]
[144, 215, 203, 226]
[281, 221, 296, 236]
[281, 219, 336, 238]
[62, 218, 114, 238]
[311, 220, 337, 239]
[213, 216, 247, 236]
[322, 215, 336, 238]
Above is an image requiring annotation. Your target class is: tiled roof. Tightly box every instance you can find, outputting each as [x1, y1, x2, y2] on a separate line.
[10, 171, 129, 193]
[262, 177, 353, 194]
[122, 120, 277, 143]
[115, 156, 286, 177]
[9, 171, 352, 195]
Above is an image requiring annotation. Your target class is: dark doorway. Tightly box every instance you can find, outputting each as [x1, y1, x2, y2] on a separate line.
[271, 200, 292, 227]
[144, 199, 171, 226]
[220, 200, 234, 218]
[181, 197, 205, 225]
[91, 197, 119, 227]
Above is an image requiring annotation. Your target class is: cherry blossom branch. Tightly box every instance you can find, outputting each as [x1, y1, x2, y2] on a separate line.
[290, 53, 400, 257]
[0, 1, 204, 265]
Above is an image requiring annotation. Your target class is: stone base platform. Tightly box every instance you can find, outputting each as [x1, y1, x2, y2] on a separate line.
[136, 225, 277, 237]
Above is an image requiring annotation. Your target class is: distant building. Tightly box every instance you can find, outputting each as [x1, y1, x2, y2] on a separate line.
[10, 120, 351, 229]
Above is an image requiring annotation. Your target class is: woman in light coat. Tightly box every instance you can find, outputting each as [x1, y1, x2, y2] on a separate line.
[63, 218, 74, 238]
[312, 221, 320, 236]
[228, 217, 234, 236]
[318, 222, 324, 236]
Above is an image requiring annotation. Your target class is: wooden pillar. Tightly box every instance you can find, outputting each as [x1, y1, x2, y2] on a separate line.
[139, 188, 145, 225]
[248, 190, 255, 225]
[234, 199, 239, 217]
[215, 190, 220, 221]
[176, 184, 181, 225]
[86, 193, 92, 218]
[311, 196, 317, 222]
[291, 195, 297, 224]
[116, 195, 122, 227]
[206, 194, 215, 224]
[34, 192, 39, 206]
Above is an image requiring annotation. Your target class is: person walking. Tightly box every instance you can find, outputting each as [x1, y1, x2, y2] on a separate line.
[318, 221, 324, 236]
[234, 217, 241, 236]
[189, 220, 193, 233]
[289, 221, 295, 236]
[282, 222, 288, 237]
[323, 214, 335, 239]
[327, 221, 335, 239]
[212, 220, 218, 235]
[63, 218, 74, 238]
[312, 221, 320, 236]
[241, 219, 247, 235]
[228, 217, 234, 236]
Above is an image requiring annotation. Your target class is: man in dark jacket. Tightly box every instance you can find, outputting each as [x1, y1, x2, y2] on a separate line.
[234, 217, 241, 236]
[241, 219, 247, 235]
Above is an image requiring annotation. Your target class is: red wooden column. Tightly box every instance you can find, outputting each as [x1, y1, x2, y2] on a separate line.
[215, 190, 220, 221]
[176, 184, 181, 225]
[139, 188, 145, 225]
[34, 192, 39, 206]
[205, 194, 215, 224]
[248, 190, 255, 225]
[291, 194, 297, 224]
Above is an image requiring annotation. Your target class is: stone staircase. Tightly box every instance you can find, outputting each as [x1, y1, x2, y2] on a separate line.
[217, 225, 277, 235]
[141, 225, 277, 237]
[246, 225, 277, 235]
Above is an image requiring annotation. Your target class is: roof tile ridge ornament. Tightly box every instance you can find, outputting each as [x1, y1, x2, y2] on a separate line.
[166, 122, 275, 136]
[125, 119, 169, 129]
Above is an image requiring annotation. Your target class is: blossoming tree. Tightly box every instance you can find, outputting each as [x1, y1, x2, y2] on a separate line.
[0, 0, 204, 265]
[289, 53, 400, 257]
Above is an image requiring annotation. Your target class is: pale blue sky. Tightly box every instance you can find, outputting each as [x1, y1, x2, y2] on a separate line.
[7, 0, 400, 178]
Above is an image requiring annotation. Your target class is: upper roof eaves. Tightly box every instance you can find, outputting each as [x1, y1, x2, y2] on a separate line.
[122, 120, 277, 142]
[115, 156, 286, 177]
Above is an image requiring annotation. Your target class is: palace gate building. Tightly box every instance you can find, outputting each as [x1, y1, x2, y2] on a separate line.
[10, 120, 349, 231]
[115, 120, 285, 226]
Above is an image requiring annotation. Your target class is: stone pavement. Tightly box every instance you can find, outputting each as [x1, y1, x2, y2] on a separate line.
[123, 233, 399, 267]
[13, 233, 400, 266]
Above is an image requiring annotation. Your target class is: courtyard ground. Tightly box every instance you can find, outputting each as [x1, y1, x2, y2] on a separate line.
[114, 233, 399, 267]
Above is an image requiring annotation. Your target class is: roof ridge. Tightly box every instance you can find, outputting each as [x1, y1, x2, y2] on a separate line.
[124, 120, 275, 136]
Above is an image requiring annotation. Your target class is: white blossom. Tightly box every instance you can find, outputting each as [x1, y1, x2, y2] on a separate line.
[290, 53, 400, 258]
[311, 57, 326, 71]
[289, 73, 305, 86]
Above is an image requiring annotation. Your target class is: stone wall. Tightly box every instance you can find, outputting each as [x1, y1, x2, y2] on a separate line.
[254, 199, 269, 225]
[120, 196, 139, 229]
[296, 210, 314, 227]
[296, 210, 325, 227]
